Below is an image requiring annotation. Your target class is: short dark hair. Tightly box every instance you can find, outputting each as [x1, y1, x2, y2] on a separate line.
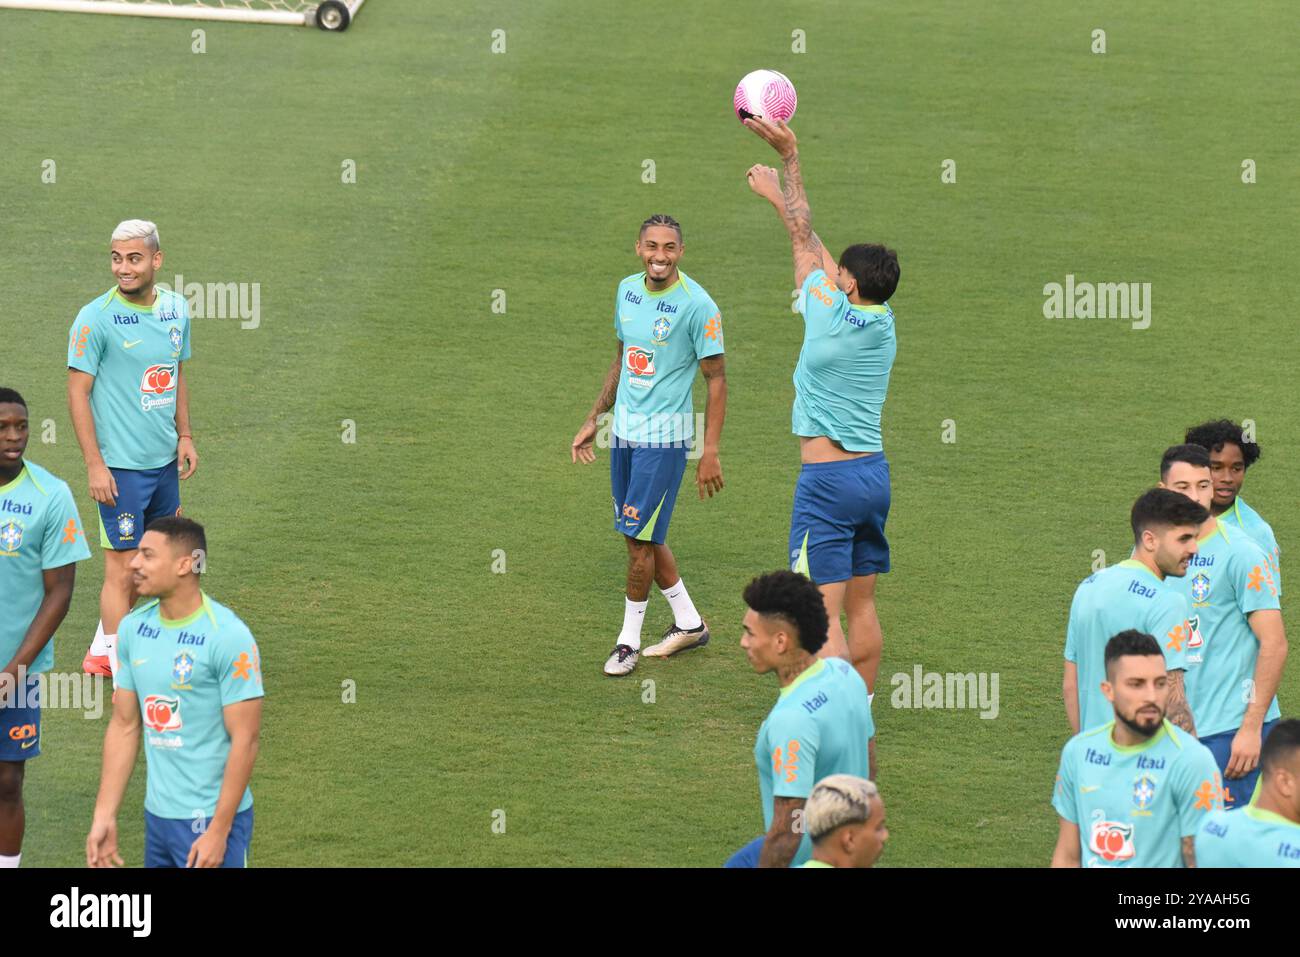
[1184, 419, 1261, 469]
[0, 387, 27, 410]
[838, 243, 899, 303]
[1159, 443, 1211, 480]
[1104, 630, 1163, 679]
[742, 570, 829, 654]
[1130, 488, 1209, 545]
[639, 214, 682, 243]
[1260, 718, 1300, 776]
[145, 515, 206, 571]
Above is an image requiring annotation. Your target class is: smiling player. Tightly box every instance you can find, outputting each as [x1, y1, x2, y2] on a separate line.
[68, 220, 197, 679]
[571, 215, 727, 676]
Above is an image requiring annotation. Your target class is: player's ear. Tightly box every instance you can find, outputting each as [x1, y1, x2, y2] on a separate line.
[1100, 680, 1115, 703]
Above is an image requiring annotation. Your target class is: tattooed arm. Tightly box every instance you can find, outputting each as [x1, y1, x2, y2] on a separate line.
[758, 797, 806, 868]
[744, 118, 827, 289]
[1166, 669, 1197, 737]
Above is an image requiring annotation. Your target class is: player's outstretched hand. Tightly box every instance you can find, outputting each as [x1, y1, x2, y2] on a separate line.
[743, 116, 798, 160]
[86, 817, 123, 868]
[186, 827, 228, 868]
[1225, 724, 1262, 779]
[697, 451, 723, 500]
[571, 418, 598, 464]
[746, 164, 783, 206]
[87, 463, 118, 508]
[178, 435, 199, 480]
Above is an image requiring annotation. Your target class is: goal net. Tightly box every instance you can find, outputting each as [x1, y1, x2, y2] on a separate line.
[0, 0, 366, 30]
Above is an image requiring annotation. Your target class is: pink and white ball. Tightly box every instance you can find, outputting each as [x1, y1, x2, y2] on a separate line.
[733, 69, 797, 124]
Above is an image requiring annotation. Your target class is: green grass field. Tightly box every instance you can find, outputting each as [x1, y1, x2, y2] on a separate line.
[3, 0, 1297, 866]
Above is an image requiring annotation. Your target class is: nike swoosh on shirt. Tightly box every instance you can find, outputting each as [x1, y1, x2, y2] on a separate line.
[620, 314, 634, 324]
[132, 659, 149, 666]
[123, 339, 144, 349]
[1081, 785, 1101, 793]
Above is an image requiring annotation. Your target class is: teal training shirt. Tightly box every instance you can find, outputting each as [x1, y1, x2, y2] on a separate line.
[1194, 803, 1300, 867]
[1053, 720, 1222, 867]
[0, 461, 92, 673]
[1220, 497, 1281, 596]
[67, 286, 192, 470]
[791, 269, 896, 453]
[754, 658, 874, 866]
[611, 271, 722, 445]
[1170, 521, 1281, 738]
[1065, 560, 1192, 732]
[116, 592, 264, 819]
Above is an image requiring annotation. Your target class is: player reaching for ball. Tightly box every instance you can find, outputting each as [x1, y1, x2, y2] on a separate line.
[744, 117, 898, 697]
[87, 517, 263, 868]
[68, 220, 197, 679]
[571, 215, 727, 676]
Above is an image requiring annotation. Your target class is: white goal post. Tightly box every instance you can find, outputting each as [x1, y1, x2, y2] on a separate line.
[0, 0, 366, 30]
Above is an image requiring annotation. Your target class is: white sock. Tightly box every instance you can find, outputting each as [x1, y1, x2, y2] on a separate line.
[89, 619, 107, 656]
[660, 578, 702, 630]
[0, 853, 20, 868]
[619, 598, 648, 650]
[105, 634, 119, 678]
[868, 693, 875, 708]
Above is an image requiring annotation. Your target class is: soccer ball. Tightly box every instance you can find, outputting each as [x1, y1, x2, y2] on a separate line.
[733, 70, 797, 123]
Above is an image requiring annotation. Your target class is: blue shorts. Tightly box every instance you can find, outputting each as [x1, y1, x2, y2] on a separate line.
[145, 806, 254, 868]
[789, 453, 891, 584]
[724, 835, 764, 868]
[610, 438, 687, 545]
[98, 461, 181, 551]
[1200, 719, 1279, 810]
[0, 675, 41, 762]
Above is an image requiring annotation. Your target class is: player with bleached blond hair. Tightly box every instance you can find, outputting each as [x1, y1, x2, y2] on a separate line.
[799, 774, 889, 868]
[68, 219, 198, 679]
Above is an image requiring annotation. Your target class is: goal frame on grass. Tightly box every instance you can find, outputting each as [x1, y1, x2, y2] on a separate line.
[0, 0, 366, 30]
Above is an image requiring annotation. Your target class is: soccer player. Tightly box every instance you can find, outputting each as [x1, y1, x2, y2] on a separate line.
[1160, 443, 1288, 808]
[68, 219, 197, 678]
[86, 517, 262, 868]
[798, 774, 888, 869]
[570, 214, 726, 676]
[744, 119, 898, 696]
[1063, 488, 1206, 735]
[727, 570, 876, 868]
[1051, 631, 1222, 868]
[0, 388, 92, 868]
[1195, 718, 1300, 867]
[1184, 419, 1280, 592]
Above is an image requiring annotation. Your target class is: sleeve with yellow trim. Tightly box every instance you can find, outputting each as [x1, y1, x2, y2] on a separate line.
[1051, 737, 1079, 823]
[40, 481, 92, 569]
[216, 620, 264, 706]
[691, 293, 724, 359]
[1152, 589, 1192, 672]
[1175, 739, 1223, 838]
[766, 708, 820, 800]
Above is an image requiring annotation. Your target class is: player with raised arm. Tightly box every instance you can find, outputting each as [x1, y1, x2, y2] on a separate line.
[86, 517, 262, 868]
[1051, 631, 1222, 868]
[727, 570, 875, 868]
[570, 215, 727, 676]
[1184, 419, 1280, 593]
[0, 388, 92, 868]
[1195, 718, 1300, 867]
[1159, 443, 1288, 808]
[68, 220, 197, 678]
[744, 118, 898, 698]
[1063, 488, 1206, 735]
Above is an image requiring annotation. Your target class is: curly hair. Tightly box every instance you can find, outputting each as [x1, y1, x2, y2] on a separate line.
[742, 570, 829, 654]
[1184, 419, 1261, 469]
